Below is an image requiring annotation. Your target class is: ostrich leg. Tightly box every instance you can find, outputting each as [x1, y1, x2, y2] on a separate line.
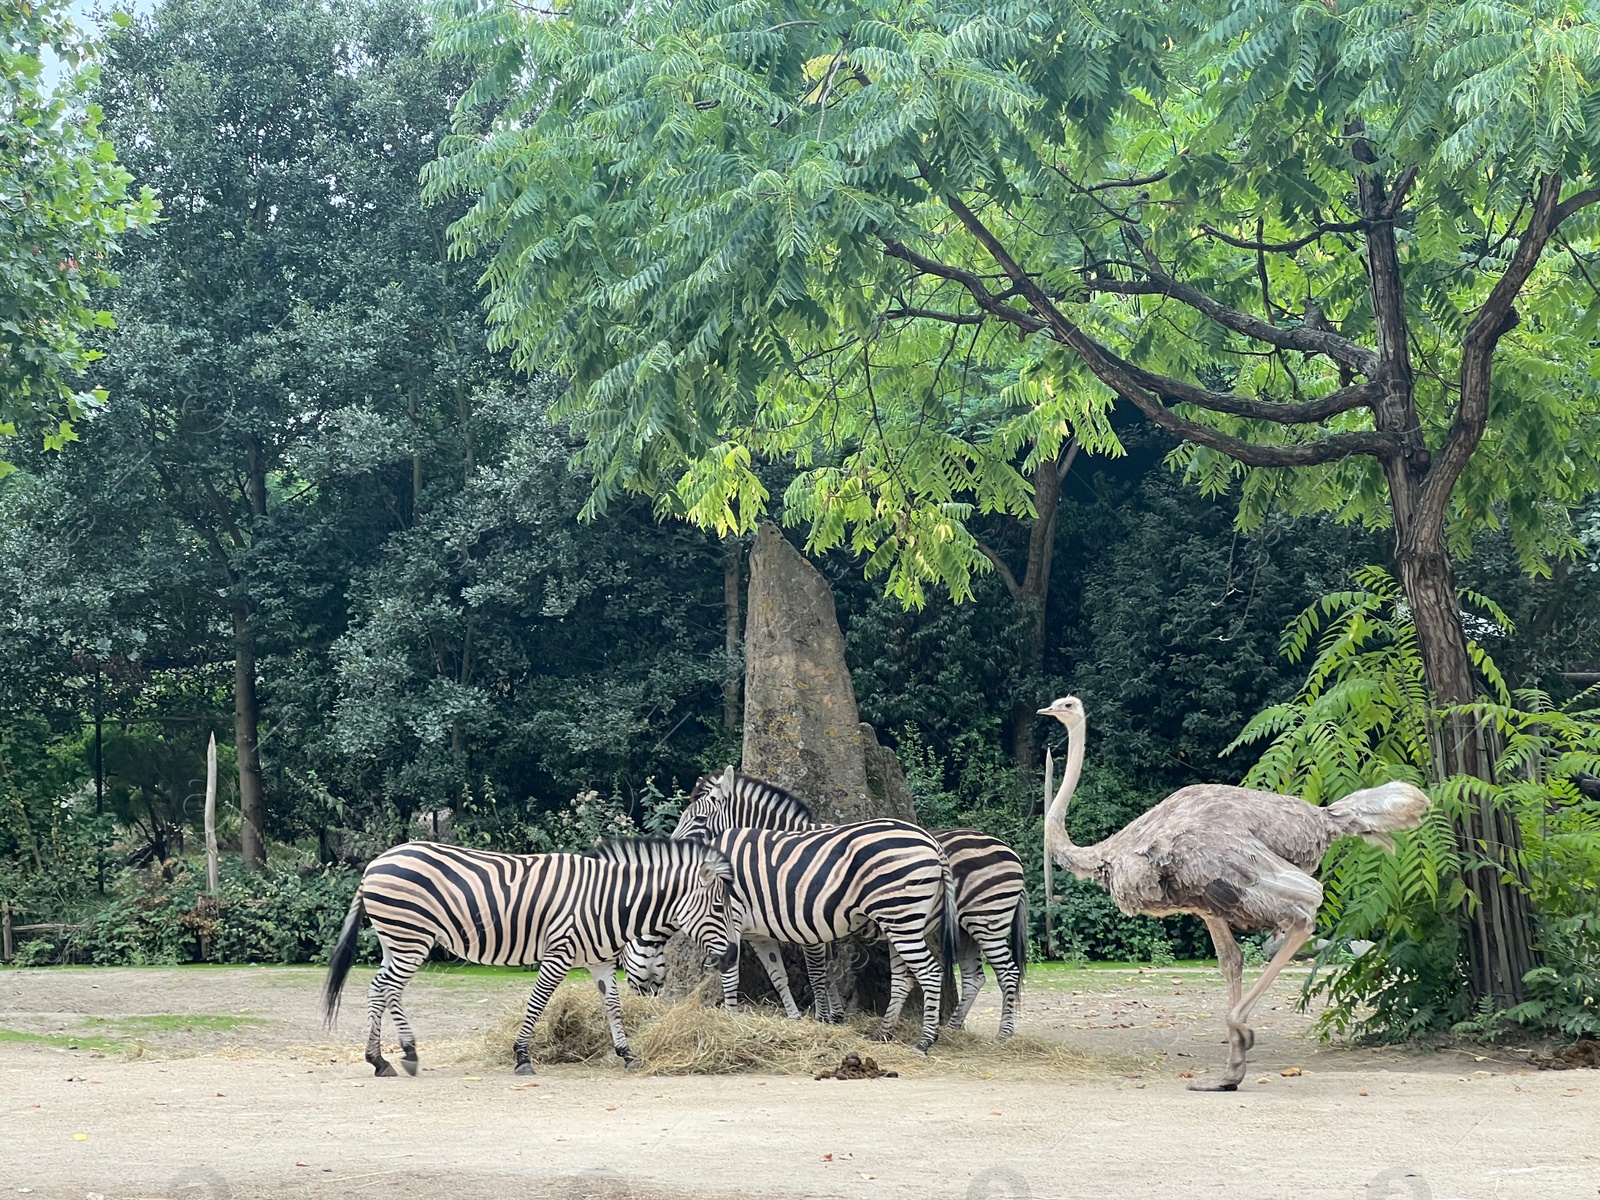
[1189, 918, 1248, 1092]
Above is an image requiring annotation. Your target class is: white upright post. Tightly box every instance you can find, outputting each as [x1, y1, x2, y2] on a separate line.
[1042, 747, 1055, 961]
[205, 732, 220, 894]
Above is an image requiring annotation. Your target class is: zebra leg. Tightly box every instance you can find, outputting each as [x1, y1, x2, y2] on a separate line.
[874, 942, 915, 1044]
[364, 951, 424, 1078]
[746, 935, 803, 1019]
[390, 992, 420, 1076]
[511, 951, 573, 1076]
[945, 931, 985, 1031]
[721, 953, 741, 1012]
[802, 944, 841, 1023]
[975, 933, 1023, 1041]
[590, 960, 642, 1069]
[901, 936, 946, 1055]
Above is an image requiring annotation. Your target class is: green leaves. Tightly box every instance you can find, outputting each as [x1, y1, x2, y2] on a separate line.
[0, 0, 157, 470]
[429, 0, 1600, 623]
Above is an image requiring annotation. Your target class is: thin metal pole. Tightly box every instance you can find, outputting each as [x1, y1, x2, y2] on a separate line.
[1042, 747, 1055, 961]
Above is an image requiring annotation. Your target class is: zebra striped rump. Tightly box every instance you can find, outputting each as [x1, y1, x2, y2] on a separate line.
[323, 838, 736, 1077]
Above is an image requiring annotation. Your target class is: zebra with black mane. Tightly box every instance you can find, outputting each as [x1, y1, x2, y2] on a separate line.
[626, 801, 959, 1053]
[323, 838, 737, 1076]
[631, 767, 1029, 1039]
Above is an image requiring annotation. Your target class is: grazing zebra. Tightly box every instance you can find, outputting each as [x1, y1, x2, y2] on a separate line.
[645, 767, 1029, 1039]
[322, 838, 737, 1077]
[627, 817, 958, 1053]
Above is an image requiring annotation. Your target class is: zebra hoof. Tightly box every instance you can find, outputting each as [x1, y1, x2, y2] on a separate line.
[513, 1062, 536, 1076]
[942, 1020, 965, 1031]
[400, 1056, 418, 1077]
[621, 1056, 644, 1072]
[373, 1062, 398, 1078]
[912, 1041, 933, 1057]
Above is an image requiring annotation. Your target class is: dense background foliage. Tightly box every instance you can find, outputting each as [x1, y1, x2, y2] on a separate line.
[1, 0, 1597, 1044]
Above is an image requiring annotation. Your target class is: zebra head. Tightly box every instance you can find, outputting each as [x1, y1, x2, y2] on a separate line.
[589, 837, 739, 977]
[671, 766, 817, 840]
[671, 847, 739, 975]
[670, 765, 739, 841]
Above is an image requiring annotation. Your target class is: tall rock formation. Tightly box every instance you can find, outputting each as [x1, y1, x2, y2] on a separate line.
[740, 523, 874, 822]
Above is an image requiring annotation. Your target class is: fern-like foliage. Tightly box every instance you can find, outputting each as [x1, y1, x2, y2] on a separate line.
[1233, 567, 1600, 1041]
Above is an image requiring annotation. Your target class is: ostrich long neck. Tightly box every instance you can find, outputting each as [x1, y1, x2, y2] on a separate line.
[1044, 715, 1103, 878]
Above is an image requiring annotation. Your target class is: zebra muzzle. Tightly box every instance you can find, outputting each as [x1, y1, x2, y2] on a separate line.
[714, 943, 738, 972]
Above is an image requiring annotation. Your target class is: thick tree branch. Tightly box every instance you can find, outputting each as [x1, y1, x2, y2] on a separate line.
[885, 233, 1396, 467]
[1424, 173, 1594, 527]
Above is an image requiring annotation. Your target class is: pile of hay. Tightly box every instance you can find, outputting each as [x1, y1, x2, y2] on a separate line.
[476, 981, 1115, 1077]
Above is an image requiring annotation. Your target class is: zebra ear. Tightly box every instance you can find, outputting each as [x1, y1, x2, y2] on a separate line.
[720, 765, 735, 795]
[697, 860, 720, 887]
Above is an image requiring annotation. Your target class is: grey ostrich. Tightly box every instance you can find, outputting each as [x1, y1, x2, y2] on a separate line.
[1038, 695, 1429, 1091]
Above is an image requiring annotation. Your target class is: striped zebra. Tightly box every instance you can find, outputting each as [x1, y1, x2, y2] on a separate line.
[643, 768, 1028, 1039]
[322, 838, 737, 1077]
[627, 816, 958, 1053]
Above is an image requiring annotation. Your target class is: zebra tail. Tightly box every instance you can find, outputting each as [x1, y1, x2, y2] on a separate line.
[323, 891, 365, 1028]
[1010, 888, 1029, 1000]
[940, 862, 959, 972]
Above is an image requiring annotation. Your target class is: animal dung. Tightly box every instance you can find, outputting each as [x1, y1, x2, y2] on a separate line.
[1529, 1037, 1600, 1070]
[815, 1052, 896, 1080]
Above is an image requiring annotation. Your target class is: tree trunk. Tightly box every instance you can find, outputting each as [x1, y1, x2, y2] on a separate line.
[233, 607, 267, 873]
[723, 536, 742, 732]
[1394, 510, 1538, 1006]
[996, 441, 1075, 769]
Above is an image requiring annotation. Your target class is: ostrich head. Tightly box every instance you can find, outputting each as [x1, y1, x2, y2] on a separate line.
[1037, 695, 1085, 725]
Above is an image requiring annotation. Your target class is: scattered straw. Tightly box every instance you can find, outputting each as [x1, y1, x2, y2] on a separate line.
[474, 981, 1121, 1078]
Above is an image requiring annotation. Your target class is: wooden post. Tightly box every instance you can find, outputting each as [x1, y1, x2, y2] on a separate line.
[204, 732, 219, 894]
[2, 901, 13, 963]
[1042, 748, 1055, 961]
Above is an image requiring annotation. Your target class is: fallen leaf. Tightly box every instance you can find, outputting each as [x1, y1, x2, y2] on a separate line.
[1281, 1068, 1303, 1077]
[463, 1076, 482, 1082]
[1177, 1072, 1194, 1079]
[859, 1174, 876, 1181]
[72, 1134, 88, 1142]
[821, 1154, 833, 1163]
[1358, 1090, 1369, 1097]
[605, 1106, 617, 1112]
[1256, 1078, 1270, 1085]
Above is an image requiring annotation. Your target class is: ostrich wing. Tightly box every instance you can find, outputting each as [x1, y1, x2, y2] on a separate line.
[1104, 831, 1324, 933]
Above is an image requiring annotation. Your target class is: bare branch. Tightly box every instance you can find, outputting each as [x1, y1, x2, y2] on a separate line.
[975, 541, 1022, 600]
[1083, 276, 1380, 376]
[1197, 220, 1365, 254]
[1056, 437, 1080, 485]
[1072, 170, 1170, 195]
[883, 306, 985, 326]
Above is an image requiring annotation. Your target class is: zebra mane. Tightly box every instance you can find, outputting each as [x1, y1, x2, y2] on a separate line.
[690, 769, 816, 825]
[586, 836, 731, 879]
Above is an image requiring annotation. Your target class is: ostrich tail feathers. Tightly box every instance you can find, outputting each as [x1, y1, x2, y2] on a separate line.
[1323, 781, 1430, 848]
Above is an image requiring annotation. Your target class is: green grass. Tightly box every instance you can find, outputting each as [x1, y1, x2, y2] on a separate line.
[0, 1028, 130, 1054]
[83, 1014, 264, 1033]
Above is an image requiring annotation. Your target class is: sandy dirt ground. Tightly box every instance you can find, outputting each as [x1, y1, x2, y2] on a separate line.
[1, 964, 1596, 1200]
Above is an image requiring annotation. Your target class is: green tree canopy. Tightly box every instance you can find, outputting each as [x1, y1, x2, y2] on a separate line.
[0, 0, 154, 467]
[429, 0, 1600, 1002]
